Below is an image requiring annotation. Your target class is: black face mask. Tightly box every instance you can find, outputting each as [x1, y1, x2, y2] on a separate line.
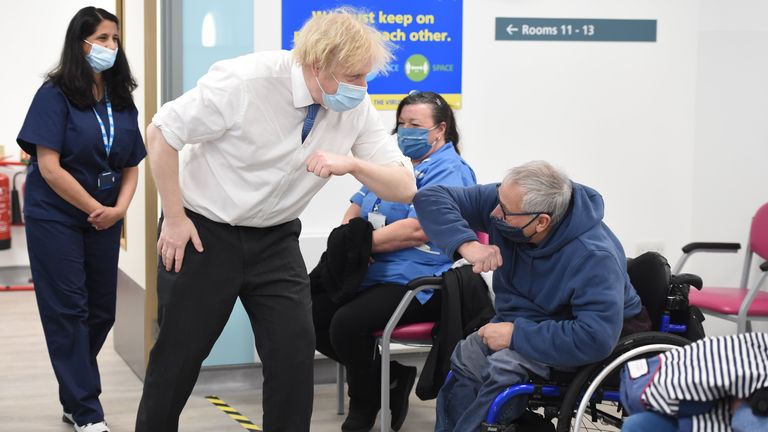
[490, 215, 539, 242]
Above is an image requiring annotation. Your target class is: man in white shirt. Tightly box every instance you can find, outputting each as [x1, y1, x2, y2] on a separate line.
[135, 9, 415, 432]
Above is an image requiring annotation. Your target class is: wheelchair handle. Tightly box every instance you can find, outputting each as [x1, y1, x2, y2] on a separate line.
[670, 273, 703, 290]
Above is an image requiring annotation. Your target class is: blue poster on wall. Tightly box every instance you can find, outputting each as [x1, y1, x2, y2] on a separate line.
[281, 0, 463, 110]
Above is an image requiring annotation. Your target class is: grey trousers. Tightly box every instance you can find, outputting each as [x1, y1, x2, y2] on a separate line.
[435, 332, 550, 432]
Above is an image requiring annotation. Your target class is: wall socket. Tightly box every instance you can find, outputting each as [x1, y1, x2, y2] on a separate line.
[635, 241, 665, 257]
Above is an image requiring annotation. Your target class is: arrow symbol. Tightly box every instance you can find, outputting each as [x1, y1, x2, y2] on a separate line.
[506, 24, 519, 35]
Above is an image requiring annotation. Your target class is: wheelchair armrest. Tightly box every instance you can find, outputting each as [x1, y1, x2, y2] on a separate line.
[406, 276, 444, 289]
[681, 242, 741, 253]
[673, 242, 742, 273]
[670, 273, 703, 290]
[761, 261, 768, 272]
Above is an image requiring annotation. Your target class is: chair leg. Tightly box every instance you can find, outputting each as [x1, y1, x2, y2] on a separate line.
[737, 317, 752, 333]
[380, 336, 391, 432]
[337, 362, 345, 415]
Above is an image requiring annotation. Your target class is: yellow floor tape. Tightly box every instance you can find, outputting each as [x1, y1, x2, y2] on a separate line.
[205, 395, 262, 431]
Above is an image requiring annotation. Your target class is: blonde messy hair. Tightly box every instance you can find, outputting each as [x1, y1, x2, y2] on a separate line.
[292, 6, 395, 75]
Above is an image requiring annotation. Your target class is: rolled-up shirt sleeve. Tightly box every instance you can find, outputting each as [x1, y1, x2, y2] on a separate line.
[350, 102, 412, 170]
[152, 61, 247, 151]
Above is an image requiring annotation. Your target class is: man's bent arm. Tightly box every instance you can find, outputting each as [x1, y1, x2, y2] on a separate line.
[351, 159, 416, 203]
[147, 124, 186, 219]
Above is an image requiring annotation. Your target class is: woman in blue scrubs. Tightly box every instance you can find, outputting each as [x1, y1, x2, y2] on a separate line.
[16, 7, 145, 432]
[312, 92, 477, 431]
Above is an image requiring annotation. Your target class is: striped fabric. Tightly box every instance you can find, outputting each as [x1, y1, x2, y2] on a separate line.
[642, 333, 768, 431]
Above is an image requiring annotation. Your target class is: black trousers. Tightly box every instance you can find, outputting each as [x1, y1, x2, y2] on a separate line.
[312, 283, 440, 408]
[136, 211, 315, 432]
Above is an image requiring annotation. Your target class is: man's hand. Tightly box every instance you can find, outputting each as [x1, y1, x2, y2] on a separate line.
[87, 206, 124, 230]
[478, 322, 514, 352]
[457, 241, 503, 273]
[157, 215, 204, 272]
[306, 151, 358, 178]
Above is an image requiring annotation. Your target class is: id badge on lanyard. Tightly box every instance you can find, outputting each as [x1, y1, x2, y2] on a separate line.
[367, 198, 386, 230]
[92, 92, 116, 190]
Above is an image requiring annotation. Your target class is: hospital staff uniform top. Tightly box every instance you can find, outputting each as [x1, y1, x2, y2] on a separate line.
[17, 83, 147, 227]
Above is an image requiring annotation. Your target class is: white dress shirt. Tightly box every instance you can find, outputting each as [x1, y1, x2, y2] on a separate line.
[153, 50, 411, 227]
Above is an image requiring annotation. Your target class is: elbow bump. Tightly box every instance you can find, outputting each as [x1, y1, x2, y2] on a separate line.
[394, 189, 416, 204]
[403, 186, 417, 203]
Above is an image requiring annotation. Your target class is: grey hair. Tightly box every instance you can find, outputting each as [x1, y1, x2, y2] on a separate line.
[503, 160, 572, 226]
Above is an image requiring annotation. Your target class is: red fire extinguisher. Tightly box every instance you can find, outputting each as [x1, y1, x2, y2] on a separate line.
[0, 172, 11, 250]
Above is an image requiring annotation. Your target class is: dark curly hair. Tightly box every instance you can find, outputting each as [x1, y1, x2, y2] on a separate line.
[46, 6, 137, 110]
[392, 91, 460, 154]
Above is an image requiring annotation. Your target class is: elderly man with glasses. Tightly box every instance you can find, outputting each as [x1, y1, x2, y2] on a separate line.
[413, 160, 647, 432]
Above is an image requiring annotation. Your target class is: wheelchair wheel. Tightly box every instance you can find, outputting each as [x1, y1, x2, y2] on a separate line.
[554, 332, 690, 432]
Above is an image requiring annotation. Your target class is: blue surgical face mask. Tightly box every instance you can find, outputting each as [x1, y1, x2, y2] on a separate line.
[490, 215, 539, 243]
[397, 126, 437, 160]
[315, 73, 367, 112]
[84, 40, 118, 72]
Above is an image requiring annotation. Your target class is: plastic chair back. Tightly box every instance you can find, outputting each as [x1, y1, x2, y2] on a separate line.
[750, 203, 768, 260]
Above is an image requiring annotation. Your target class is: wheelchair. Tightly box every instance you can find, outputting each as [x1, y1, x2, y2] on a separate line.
[476, 251, 705, 432]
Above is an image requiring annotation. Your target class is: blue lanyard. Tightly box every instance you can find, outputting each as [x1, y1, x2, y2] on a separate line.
[372, 197, 382, 213]
[92, 90, 114, 157]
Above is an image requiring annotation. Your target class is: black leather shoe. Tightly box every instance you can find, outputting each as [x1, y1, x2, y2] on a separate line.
[390, 361, 417, 431]
[341, 403, 378, 432]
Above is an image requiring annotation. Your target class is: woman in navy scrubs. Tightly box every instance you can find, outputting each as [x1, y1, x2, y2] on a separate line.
[312, 92, 477, 431]
[16, 7, 145, 432]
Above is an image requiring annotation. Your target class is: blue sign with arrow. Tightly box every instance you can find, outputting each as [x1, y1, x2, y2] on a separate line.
[496, 18, 656, 42]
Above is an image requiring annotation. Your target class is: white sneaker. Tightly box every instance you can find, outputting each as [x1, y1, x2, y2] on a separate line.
[74, 421, 110, 432]
[62, 412, 74, 425]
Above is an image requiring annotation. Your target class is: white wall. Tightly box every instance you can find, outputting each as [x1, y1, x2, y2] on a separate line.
[688, 0, 768, 335]
[119, 0, 148, 285]
[461, 1, 698, 261]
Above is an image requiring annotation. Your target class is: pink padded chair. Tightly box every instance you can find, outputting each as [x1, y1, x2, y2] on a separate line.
[334, 294, 437, 420]
[335, 232, 491, 432]
[672, 202, 768, 333]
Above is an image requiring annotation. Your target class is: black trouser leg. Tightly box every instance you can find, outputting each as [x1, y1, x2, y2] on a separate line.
[136, 212, 242, 432]
[314, 283, 439, 407]
[239, 219, 314, 432]
[312, 291, 342, 363]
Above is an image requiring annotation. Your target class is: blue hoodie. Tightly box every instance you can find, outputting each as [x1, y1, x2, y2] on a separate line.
[413, 182, 642, 368]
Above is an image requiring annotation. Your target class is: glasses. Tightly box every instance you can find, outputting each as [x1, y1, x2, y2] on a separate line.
[496, 184, 552, 219]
